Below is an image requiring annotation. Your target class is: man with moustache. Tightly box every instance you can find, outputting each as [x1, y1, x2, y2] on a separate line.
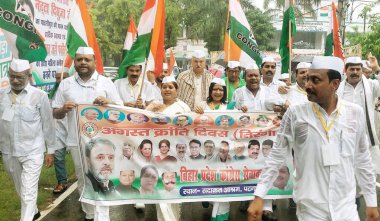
[231, 63, 284, 112]
[114, 64, 156, 109]
[85, 138, 116, 195]
[175, 142, 190, 162]
[248, 140, 260, 160]
[0, 59, 55, 221]
[116, 170, 139, 194]
[216, 141, 231, 163]
[248, 56, 378, 221]
[260, 56, 286, 95]
[278, 62, 311, 106]
[223, 61, 245, 102]
[52, 47, 123, 221]
[177, 50, 214, 110]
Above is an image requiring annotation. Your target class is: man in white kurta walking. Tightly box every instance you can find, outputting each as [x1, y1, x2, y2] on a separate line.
[52, 47, 123, 221]
[0, 59, 56, 221]
[248, 56, 378, 221]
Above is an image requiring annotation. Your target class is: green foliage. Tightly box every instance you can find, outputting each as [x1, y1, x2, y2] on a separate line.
[90, 0, 276, 65]
[346, 16, 380, 59]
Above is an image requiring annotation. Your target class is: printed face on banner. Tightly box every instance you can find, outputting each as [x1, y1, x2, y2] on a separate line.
[77, 105, 293, 204]
[273, 166, 290, 190]
[83, 108, 102, 121]
[162, 172, 177, 192]
[119, 170, 135, 186]
[87, 142, 115, 182]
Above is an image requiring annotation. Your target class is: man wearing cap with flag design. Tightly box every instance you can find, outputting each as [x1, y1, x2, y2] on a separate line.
[223, 61, 245, 103]
[248, 56, 378, 221]
[278, 62, 311, 106]
[260, 56, 286, 95]
[114, 64, 156, 109]
[52, 47, 123, 221]
[177, 50, 214, 110]
[0, 59, 56, 221]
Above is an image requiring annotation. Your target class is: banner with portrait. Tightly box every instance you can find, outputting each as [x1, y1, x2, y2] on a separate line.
[77, 104, 293, 206]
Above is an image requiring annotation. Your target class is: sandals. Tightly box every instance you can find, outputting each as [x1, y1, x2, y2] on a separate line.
[53, 183, 67, 194]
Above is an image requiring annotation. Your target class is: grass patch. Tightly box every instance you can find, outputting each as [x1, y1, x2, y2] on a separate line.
[0, 151, 76, 221]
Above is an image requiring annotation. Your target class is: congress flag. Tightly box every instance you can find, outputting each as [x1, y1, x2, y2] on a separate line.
[122, 16, 138, 59]
[224, 0, 262, 67]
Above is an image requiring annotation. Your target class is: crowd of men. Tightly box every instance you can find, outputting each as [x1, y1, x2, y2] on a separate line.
[1, 45, 380, 221]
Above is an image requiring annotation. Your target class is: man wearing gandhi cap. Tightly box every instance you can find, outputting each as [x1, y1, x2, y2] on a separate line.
[0, 59, 56, 221]
[336, 56, 380, 201]
[260, 56, 286, 95]
[52, 47, 123, 221]
[278, 62, 311, 106]
[248, 56, 378, 221]
[223, 61, 245, 102]
[177, 50, 214, 110]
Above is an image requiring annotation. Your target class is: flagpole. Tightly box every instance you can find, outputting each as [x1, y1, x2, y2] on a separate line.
[138, 58, 148, 99]
[288, 0, 293, 82]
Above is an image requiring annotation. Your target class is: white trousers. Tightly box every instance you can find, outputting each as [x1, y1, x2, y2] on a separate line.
[263, 199, 273, 212]
[296, 201, 360, 221]
[156, 203, 181, 221]
[2, 153, 43, 221]
[69, 146, 110, 221]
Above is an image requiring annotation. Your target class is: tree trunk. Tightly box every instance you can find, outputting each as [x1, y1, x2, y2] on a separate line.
[337, 0, 347, 45]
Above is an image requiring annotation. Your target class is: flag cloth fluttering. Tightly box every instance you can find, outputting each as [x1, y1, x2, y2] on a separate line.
[122, 15, 138, 59]
[0, 0, 47, 62]
[118, 0, 165, 79]
[168, 48, 177, 75]
[66, 0, 104, 73]
[279, 0, 296, 74]
[324, 1, 344, 60]
[223, 0, 262, 67]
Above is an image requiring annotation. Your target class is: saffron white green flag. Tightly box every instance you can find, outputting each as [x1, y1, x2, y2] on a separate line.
[0, 0, 47, 62]
[279, 0, 296, 74]
[324, 1, 344, 60]
[224, 0, 262, 67]
[66, 0, 104, 73]
[118, 0, 165, 79]
[122, 16, 138, 59]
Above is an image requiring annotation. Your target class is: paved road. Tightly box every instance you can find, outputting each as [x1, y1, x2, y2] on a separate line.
[41, 186, 380, 221]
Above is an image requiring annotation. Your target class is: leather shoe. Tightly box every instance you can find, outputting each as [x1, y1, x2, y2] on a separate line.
[33, 211, 41, 221]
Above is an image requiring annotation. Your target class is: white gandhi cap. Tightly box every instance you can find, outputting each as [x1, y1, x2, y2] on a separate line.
[296, 62, 311, 70]
[345, 56, 362, 65]
[280, 73, 290, 79]
[261, 56, 276, 64]
[76, 46, 95, 55]
[162, 76, 176, 84]
[244, 63, 259, 70]
[310, 56, 344, 76]
[163, 63, 168, 70]
[211, 77, 226, 86]
[227, 61, 240, 69]
[10, 59, 30, 72]
[192, 50, 206, 59]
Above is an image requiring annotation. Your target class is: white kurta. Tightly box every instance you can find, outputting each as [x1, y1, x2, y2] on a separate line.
[52, 72, 122, 221]
[114, 78, 156, 104]
[255, 99, 377, 220]
[161, 99, 191, 115]
[282, 84, 308, 106]
[197, 100, 228, 111]
[260, 79, 285, 95]
[231, 86, 284, 111]
[0, 84, 56, 221]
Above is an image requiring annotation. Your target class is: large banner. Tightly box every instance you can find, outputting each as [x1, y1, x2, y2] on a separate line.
[77, 105, 293, 206]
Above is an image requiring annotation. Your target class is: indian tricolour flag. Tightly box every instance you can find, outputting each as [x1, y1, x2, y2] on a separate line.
[279, 0, 296, 74]
[118, 0, 165, 79]
[324, 1, 344, 60]
[122, 16, 138, 59]
[224, 0, 262, 67]
[66, 0, 104, 73]
[0, 0, 47, 62]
